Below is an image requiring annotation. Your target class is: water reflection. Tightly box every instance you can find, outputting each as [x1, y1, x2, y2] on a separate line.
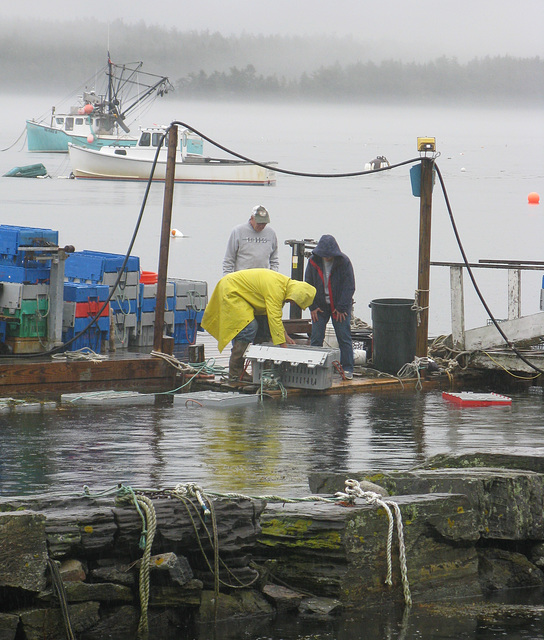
[1, 390, 544, 499]
[363, 393, 428, 467]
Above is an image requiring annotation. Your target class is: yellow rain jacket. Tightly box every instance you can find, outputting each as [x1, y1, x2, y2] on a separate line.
[201, 269, 316, 352]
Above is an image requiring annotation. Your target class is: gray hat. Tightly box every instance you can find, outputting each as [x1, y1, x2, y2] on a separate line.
[252, 205, 270, 224]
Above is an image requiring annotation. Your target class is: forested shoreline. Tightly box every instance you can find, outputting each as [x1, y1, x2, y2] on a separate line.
[1, 18, 542, 103]
[177, 57, 544, 103]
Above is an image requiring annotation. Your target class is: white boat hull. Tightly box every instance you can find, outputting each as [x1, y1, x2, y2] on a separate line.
[68, 144, 276, 186]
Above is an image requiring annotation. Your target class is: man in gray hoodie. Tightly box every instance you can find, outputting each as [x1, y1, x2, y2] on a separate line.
[222, 205, 279, 274]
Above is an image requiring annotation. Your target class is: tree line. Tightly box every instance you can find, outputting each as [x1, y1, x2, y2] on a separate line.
[0, 18, 542, 104]
[176, 56, 544, 103]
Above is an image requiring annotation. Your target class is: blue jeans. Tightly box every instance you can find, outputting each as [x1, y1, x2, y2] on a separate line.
[311, 307, 354, 374]
[233, 316, 271, 344]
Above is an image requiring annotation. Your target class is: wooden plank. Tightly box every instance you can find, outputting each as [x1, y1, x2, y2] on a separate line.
[468, 350, 544, 375]
[0, 356, 178, 398]
[464, 312, 544, 351]
[450, 266, 465, 350]
[507, 268, 522, 320]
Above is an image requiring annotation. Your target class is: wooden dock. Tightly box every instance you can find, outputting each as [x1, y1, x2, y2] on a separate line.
[0, 351, 179, 399]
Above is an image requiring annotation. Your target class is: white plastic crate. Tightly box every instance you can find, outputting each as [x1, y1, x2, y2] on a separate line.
[245, 343, 341, 390]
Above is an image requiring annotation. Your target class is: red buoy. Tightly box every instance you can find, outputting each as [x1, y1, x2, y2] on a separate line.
[528, 192, 540, 205]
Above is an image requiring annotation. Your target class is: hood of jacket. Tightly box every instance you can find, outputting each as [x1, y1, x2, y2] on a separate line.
[312, 235, 343, 258]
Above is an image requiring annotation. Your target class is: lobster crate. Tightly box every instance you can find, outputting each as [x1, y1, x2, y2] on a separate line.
[64, 282, 110, 303]
[111, 312, 137, 349]
[138, 282, 175, 316]
[0, 264, 50, 284]
[0, 225, 58, 256]
[0, 283, 50, 311]
[65, 251, 140, 283]
[170, 278, 208, 311]
[172, 309, 204, 344]
[63, 323, 109, 353]
[245, 343, 341, 390]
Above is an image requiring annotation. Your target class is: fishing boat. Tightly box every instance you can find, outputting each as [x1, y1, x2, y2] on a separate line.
[67, 126, 277, 186]
[26, 55, 173, 153]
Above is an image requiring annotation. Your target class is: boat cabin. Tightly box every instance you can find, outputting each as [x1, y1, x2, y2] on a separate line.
[135, 127, 204, 157]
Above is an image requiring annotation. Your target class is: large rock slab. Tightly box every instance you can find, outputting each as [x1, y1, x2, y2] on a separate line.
[18, 602, 100, 640]
[0, 613, 19, 640]
[418, 449, 544, 473]
[309, 467, 544, 540]
[258, 493, 481, 605]
[0, 512, 48, 593]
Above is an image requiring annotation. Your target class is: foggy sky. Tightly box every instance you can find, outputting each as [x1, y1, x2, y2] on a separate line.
[2, 0, 543, 62]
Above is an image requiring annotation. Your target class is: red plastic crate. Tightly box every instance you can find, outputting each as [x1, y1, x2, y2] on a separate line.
[442, 391, 512, 407]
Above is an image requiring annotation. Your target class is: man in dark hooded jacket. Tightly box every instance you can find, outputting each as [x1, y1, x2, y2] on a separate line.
[304, 235, 356, 379]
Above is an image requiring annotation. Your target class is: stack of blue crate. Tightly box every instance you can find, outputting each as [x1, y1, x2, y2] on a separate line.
[131, 281, 175, 347]
[169, 278, 208, 345]
[0, 225, 58, 353]
[0, 224, 57, 284]
[65, 251, 140, 349]
[62, 282, 110, 352]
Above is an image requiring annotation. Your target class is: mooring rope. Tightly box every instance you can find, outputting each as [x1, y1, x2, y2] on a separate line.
[115, 486, 157, 639]
[51, 348, 108, 362]
[85, 481, 411, 608]
[397, 356, 429, 390]
[336, 479, 412, 606]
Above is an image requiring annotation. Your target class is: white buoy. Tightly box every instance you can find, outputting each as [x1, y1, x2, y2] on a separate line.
[171, 229, 187, 238]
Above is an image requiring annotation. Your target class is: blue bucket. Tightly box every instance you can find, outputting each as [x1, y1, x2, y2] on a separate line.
[410, 163, 435, 197]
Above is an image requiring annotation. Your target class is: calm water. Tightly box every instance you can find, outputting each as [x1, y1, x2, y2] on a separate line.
[1, 96, 544, 639]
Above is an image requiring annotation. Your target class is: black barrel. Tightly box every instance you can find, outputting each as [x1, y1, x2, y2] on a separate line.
[370, 298, 417, 374]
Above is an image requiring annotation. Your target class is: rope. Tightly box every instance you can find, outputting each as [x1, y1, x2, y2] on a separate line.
[170, 483, 260, 593]
[336, 479, 412, 606]
[257, 367, 287, 399]
[396, 356, 429, 390]
[51, 348, 108, 362]
[412, 289, 429, 327]
[47, 558, 75, 640]
[115, 486, 157, 639]
[481, 350, 542, 380]
[135, 495, 156, 639]
[84, 482, 411, 607]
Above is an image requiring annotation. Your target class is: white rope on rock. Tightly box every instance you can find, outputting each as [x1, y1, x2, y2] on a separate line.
[336, 478, 412, 606]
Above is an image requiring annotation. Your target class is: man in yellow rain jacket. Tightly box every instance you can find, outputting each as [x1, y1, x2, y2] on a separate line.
[202, 269, 316, 381]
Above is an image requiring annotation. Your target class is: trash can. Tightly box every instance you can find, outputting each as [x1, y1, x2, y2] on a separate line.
[370, 298, 417, 374]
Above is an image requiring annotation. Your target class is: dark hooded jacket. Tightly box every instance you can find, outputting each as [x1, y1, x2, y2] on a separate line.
[304, 235, 355, 313]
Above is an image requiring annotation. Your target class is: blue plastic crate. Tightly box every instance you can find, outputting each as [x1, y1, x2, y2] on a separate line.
[65, 251, 140, 283]
[62, 326, 108, 353]
[111, 298, 138, 315]
[72, 316, 110, 334]
[64, 282, 110, 303]
[172, 309, 204, 344]
[0, 225, 58, 256]
[0, 264, 50, 284]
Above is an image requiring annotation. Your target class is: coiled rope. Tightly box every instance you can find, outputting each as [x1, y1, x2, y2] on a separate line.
[397, 356, 430, 390]
[115, 486, 157, 639]
[51, 347, 108, 362]
[336, 479, 411, 606]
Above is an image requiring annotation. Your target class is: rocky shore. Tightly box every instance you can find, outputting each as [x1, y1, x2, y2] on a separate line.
[2, 450, 544, 639]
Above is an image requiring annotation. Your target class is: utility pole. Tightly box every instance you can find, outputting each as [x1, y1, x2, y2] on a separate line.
[154, 124, 177, 353]
[415, 138, 436, 358]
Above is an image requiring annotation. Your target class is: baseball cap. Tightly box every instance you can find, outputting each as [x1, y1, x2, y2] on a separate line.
[252, 205, 270, 224]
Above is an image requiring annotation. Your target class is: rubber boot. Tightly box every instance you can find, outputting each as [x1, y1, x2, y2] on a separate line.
[228, 340, 252, 384]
